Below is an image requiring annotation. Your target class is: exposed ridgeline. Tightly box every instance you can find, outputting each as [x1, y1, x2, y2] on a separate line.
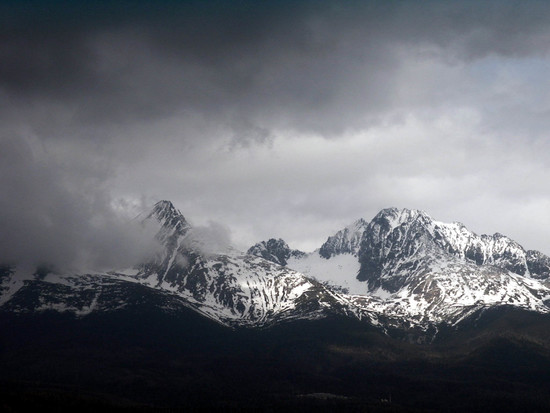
[251, 207, 550, 325]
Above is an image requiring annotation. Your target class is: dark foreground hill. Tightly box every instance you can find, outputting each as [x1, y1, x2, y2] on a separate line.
[2, 304, 550, 412]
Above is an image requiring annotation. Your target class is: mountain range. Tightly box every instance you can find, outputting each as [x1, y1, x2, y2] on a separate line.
[3, 200, 550, 411]
[4, 200, 550, 331]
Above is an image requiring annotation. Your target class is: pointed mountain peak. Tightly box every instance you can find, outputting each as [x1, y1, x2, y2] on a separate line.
[358, 207, 550, 292]
[247, 238, 305, 266]
[265, 238, 290, 250]
[146, 200, 191, 237]
[375, 207, 400, 216]
[319, 218, 369, 259]
[349, 218, 368, 230]
[151, 200, 178, 217]
[371, 207, 432, 232]
[374, 207, 429, 220]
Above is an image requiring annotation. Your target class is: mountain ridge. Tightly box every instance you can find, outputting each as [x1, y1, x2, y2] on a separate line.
[2, 201, 550, 333]
[250, 206, 550, 325]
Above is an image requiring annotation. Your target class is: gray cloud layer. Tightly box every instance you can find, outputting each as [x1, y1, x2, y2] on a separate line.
[0, 134, 160, 270]
[2, 0, 550, 268]
[5, 1, 550, 133]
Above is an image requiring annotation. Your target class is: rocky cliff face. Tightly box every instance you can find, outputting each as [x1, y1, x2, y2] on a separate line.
[356, 208, 550, 292]
[319, 219, 368, 259]
[247, 238, 305, 266]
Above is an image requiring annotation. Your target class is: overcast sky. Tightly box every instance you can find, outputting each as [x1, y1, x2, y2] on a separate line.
[2, 0, 550, 270]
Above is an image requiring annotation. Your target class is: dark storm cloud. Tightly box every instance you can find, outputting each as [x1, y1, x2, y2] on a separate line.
[3, 1, 550, 135]
[2, 0, 550, 268]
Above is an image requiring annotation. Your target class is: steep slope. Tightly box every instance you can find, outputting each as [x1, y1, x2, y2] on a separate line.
[128, 201, 359, 326]
[358, 208, 550, 286]
[527, 250, 550, 280]
[319, 218, 368, 258]
[355, 208, 550, 323]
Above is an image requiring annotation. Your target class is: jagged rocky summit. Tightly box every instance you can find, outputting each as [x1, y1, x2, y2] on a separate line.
[246, 238, 305, 266]
[2, 201, 550, 334]
[250, 207, 550, 324]
[1, 201, 357, 328]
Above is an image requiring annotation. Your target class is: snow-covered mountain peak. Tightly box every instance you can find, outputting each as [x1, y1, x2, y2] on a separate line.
[147, 200, 190, 234]
[357, 208, 549, 287]
[372, 207, 432, 229]
[139, 200, 192, 252]
[151, 199, 178, 217]
[318, 218, 369, 259]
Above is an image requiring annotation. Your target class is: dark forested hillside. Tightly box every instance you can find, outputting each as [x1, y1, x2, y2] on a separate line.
[2, 305, 550, 412]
